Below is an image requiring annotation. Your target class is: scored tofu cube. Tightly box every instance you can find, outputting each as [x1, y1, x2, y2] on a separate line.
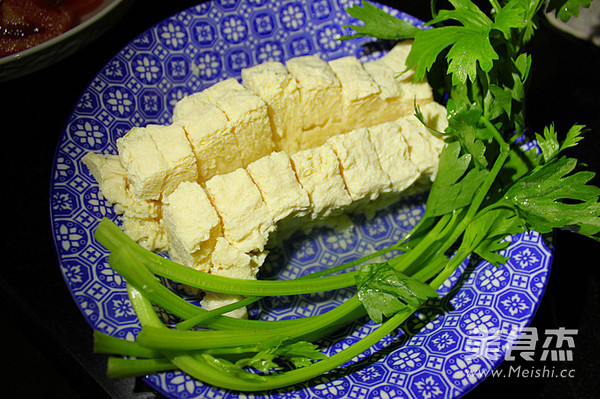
[174, 96, 243, 182]
[210, 237, 264, 280]
[193, 77, 245, 104]
[286, 55, 341, 132]
[215, 89, 275, 166]
[144, 123, 198, 197]
[121, 215, 169, 252]
[396, 117, 439, 182]
[290, 144, 352, 219]
[367, 122, 421, 192]
[246, 151, 311, 224]
[328, 56, 381, 131]
[162, 181, 222, 272]
[117, 128, 167, 200]
[327, 128, 391, 203]
[204, 168, 275, 253]
[363, 58, 414, 122]
[406, 101, 448, 157]
[242, 62, 302, 153]
[380, 40, 433, 102]
[82, 153, 131, 213]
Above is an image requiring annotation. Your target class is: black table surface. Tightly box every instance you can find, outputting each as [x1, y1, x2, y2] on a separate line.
[1, 1, 599, 398]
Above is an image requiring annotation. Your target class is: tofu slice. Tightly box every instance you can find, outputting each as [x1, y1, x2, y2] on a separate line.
[143, 123, 198, 197]
[286, 55, 342, 134]
[379, 40, 433, 102]
[367, 122, 421, 192]
[246, 151, 311, 224]
[121, 215, 169, 252]
[194, 77, 246, 104]
[290, 144, 352, 219]
[328, 56, 381, 132]
[214, 89, 275, 166]
[173, 96, 243, 182]
[406, 101, 448, 158]
[116, 128, 167, 200]
[363, 58, 414, 122]
[162, 181, 222, 272]
[204, 168, 275, 253]
[396, 117, 440, 182]
[82, 153, 131, 214]
[242, 62, 302, 153]
[326, 128, 391, 205]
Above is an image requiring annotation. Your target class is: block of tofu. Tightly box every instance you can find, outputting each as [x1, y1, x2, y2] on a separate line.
[215, 89, 275, 166]
[200, 292, 248, 319]
[242, 62, 302, 153]
[379, 40, 433, 102]
[246, 151, 311, 224]
[367, 122, 421, 192]
[162, 181, 222, 272]
[396, 117, 439, 182]
[173, 97, 243, 182]
[363, 59, 415, 122]
[286, 54, 341, 133]
[210, 237, 263, 280]
[204, 168, 275, 253]
[116, 128, 167, 200]
[121, 215, 169, 251]
[193, 77, 245, 104]
[290, 144, 352, 219]
[406, 101, 448, 158]
[143, 124, 198, 197]
[326, 128, 391, 205]
[82, 153, 131, 213]
[329, 56, 381, 132]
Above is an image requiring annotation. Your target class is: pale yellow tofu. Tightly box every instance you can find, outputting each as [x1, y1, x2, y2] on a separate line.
[379, 40, 433, 102]
[82, 153, 131, 213]
[326, 128, 391, 204]
[363, 58, 414, 121]
[246, 151, 311, 224]
[117, 129, 167, 200]
[328, 56, 381, 131]
[215, 89, 275, 166]
[286, 55, 342, 133]
[367, 122, 421, 192]
[173, 97, 243, 182]
[242, 62, 302, 153]
[204, 168, 275, 253]
[396, 117, 439, 182]
[290, 144, 352, 219]
[200, 291, 248, 319]
[210, 237, 264, 280]
[121, 215, 169, 252]
[406, 101, 448, 158]
[162, 181, 222, 272]
[143, 123, 198, 197]
[196, 77, 245, 104]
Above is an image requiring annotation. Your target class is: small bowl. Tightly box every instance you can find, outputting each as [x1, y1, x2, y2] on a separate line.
[0, 0, 135, 82]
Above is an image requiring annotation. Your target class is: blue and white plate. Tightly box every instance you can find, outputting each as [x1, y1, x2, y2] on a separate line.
[49, 1, 552, 398]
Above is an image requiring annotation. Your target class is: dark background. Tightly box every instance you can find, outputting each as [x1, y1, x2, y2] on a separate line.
[1, 1, 598, 398]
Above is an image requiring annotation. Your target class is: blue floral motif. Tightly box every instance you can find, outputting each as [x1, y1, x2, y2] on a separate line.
[68, 118, 108, 150]
[497, 290, 534, 320]
[247, 0, 267, 6]
[52, 152, 76, 183]
[157, 20, 188, 50]
[288, 34, 314, 56]
[445, 353, 488, 388]
[166, 86, 192, 115]
[251, 10, 277, 36]
[387, 347, 427, 372]
[427, 329, 461, 354]
[220, 15, 249, 44]
[191, 20, 217, 46]
[75, 91, 99, 114]
[101, 57, 128, 83]
[474, 263, 510, 292]
[316, 24, 343, 51]
[367, 385, 409, 399]
[165, 55, 190, 81]
[54, 221, 87, 255]
[195, 51, 223, 80]
[215, 0, 239, 10]
[312, 377, 351, 399]
[279, 2, 307, 31]
[459, 307, 500, 335]
[102, 86, 136, 118]
[256, 40, 285, 63]
[506, 245, 545, 271]
[83, 186, 114, 218]
[350, 364, 389, 385]
[226, 48, 252, 74]
[52, 188, 79, 216]
[310, 0, 333, 20]
[131, 54, 163, 84]
[105, 292, 137, 324]
[60, 259, 90, 289]
[139, 88, 163, 118]
[409, 371, 449, 399]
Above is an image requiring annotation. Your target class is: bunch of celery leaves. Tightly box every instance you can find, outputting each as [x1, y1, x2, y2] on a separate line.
[92, 0, 599, 393]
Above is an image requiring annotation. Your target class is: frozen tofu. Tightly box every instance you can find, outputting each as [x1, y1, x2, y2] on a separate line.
[246, 151, 311, 224]
[215, 89, 275, 166]
[82, 153, 131, 213]
[396, 117, 439, 181]
[210, 237, 264, 281]
[286, 55, 341, 132]
[200, 292, 248, 319]
[368, 122, 421, 192]
[406, 101, 448, 158]
[143, 124, 198, 197]
[380, 40, 433, 102]
[290, 144, 352, 219]
[204, 168, 275, 253]
[363, 58, 414, 122]
[117, 128, 167, 200]
[121, 215, 169, 252]
[327, 128, 391, 203]
[174, 97, 242, 182]
[242, 62, 302, 152]
[162, 181, 222, 272]
[194, 77, 245, 104]
[328, 56, 381, 131]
